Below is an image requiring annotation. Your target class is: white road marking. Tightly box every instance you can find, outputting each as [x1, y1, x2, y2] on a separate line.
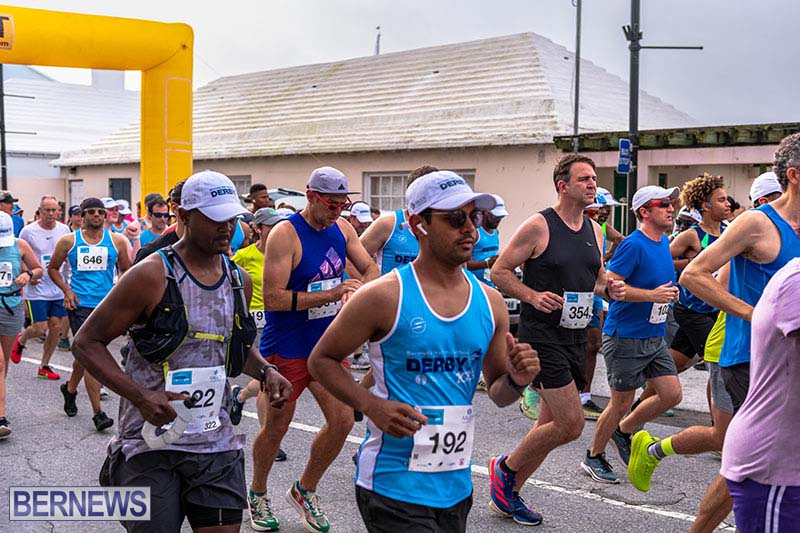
[22, 356, 735, 531]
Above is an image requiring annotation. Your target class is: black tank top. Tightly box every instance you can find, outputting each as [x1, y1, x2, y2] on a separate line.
[519, 207, 602, 345]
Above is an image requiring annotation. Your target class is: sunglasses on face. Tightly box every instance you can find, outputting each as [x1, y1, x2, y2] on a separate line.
[312, 191, 350, 212]
[645, 198, 673, 209]
[83, 208, 106, 216]
[429, 209, 485, 229]
[151, 212, 170, 218]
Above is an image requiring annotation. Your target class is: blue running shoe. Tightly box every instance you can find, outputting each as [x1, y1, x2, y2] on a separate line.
[510, 493, 543, 526]
[489, 455, 515, 516]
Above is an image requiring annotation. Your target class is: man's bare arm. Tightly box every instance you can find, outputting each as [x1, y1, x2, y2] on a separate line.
[359, 214, 395, 256]
[341, 219, 380, 283]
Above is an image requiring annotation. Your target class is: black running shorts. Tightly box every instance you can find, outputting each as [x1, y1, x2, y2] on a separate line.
[531, 341, 588, 391]
[355, 485, 472, 533]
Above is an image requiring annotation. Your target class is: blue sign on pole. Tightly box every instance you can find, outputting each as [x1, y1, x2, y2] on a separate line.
[618, 138, 631, 174]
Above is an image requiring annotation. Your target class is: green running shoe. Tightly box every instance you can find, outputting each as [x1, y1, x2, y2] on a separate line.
[519, 385, 539, 421]
[248, 488, 279, 531]
[285, 480, 330, 533]
[628, 430, 662, 492]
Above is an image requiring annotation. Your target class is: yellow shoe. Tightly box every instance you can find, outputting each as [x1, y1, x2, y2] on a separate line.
[628, 430, 661, 492]
[518, 386, 539, 421]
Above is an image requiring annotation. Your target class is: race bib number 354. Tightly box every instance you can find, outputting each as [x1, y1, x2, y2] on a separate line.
[409, 405, 474, 473]
[560, 291, 593, 329]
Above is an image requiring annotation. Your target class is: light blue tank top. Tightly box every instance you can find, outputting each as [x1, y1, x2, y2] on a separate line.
[469, 227, 499, 287]
[355, 264, 494, 508]
[380, 210, 419, 275]
[0, 239, 23, 309]
[109, 220, 128, 234]
[67, 229, 118, 309]
[678, 225, 720, 314]
[721, 204, 800, 367]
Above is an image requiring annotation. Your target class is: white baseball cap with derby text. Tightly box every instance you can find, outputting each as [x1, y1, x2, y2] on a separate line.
[406, 171, 496, 215]
[180, 170, 249, 222]
[349, 201, 373, 223]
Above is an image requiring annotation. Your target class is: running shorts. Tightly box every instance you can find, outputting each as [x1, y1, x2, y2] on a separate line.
[27, 299, 68, 323]
[266, 354, 349, 402]
[355, 485, 472, 533]
[726, 478, 800, 533]
[601, 335, 677, 392]
[531, 341, 588, 391]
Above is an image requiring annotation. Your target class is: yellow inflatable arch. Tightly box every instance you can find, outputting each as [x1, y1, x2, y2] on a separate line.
[0, 5, 193, 197]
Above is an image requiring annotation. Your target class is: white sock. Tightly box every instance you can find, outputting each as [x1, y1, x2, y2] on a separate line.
[580, 392, 591, 404]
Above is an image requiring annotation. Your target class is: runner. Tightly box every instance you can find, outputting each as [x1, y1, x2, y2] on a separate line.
[71, 171, 292, 532]
[489, 153, 625, 523]
[11, 195, 71, 379]
[308, 171, 539, 532]
[0, 212, 44, 438]
[248, 183, 274, 212]
[231, 207, 289, 461]
[250, 166, 379, 532]
[135, 181, 185, 261]
[466, 194, 507, 287]
[595, 187, 625, 261]
[138, 198, 170, 247]
[0, 191, 24, 237]
[47, 197, 132, 431]
[721, 258, 800, 533]
[67, 205, 82, 232]
[346, 201, 374, 237]
[581, 185, 682, 484]
[679, 132, 800, 533]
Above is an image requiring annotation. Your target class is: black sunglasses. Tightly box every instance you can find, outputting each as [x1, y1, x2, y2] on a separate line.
[151, 212, 170, 218]
[429, 209, 485, 229]
[83, 208, 106, 216]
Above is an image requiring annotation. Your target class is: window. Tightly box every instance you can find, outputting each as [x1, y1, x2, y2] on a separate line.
[68, 179, 84, 208]
[229, 175, 252, 196]
[363, 170, 476, 211]
[109, 178, 131, 203]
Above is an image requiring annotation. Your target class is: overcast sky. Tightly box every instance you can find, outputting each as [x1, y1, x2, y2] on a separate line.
[18, 0, 800, 127]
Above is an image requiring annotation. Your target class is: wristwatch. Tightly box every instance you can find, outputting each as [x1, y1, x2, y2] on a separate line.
[258, 363, 279, 384]
[25, 269, 33, 279]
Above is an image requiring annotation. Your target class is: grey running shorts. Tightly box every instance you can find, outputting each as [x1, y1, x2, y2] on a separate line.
[601, 335, 678, 392]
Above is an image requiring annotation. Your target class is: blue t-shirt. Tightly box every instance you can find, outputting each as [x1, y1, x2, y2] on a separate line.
[603, 229, 675, 339]
[12, 215, 24, 237]
[139, 229, 160, 247]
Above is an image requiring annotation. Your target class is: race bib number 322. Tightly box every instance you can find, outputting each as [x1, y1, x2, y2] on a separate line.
[164, 365, 226, 434]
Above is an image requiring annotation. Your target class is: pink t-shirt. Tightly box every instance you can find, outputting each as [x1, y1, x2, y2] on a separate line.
[721, 258, 800, 486]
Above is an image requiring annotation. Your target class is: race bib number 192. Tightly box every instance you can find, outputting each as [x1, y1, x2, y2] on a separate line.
[409, 405, 474, 473]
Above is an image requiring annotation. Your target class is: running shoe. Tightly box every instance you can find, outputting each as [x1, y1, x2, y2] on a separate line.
[275, 448, 288, 462]
[57, 338, 71, 352]
[10, 333, 24, 363]
[582, 399, 604, 420]
[709, 450, 722, 460]
[37, 366, 60, 380]
[488, 456, 543, 525]
[518, 386, 539, 421]
[476, 376, 487, 391]
[661, 408, 676, 417]
[35, 334, 46, 343]
[581, 450, 619, 484]
[100, 386, 109, 400]
[92, 410, 114, 431]
[611, 429, 632, 466]
[60, 383, 78, 417]
[230, 385, 244, 426]
[628, 430, 661, 492]
[351, 353, 371, 370]
[248, 488, 279, 531]
[285, 480, 330, 533]
[0, 417, 10, 439]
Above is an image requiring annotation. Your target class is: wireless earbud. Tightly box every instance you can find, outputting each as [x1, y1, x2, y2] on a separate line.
[416, 223, 428, 236]
[707, 202, 713, 210]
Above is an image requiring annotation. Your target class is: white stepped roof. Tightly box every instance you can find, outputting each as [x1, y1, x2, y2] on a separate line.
[5, 78, 138, 156]
[54, 32, 695, 167]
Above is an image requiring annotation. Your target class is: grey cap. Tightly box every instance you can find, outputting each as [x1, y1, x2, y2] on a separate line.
[307, 166, 359, 195]
[253, 207, 288, 227]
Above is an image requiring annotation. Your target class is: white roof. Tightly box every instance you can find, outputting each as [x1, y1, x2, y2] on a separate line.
[54, 32, 695, 167]
[5, 78, 139, 156]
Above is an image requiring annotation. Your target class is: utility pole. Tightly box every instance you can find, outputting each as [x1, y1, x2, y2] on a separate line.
[572, 0, 582, 153]
[374, 26, 381, 56]
[0, 64, 6, 191]
[622, 0, 701, 233]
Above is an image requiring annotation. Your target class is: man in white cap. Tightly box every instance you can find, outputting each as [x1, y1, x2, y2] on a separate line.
[749, 171, 783, 208]
[488, 154, 625, 525]
[581, 184, 682, 484]
[251, 166, 379, 532]
[347, 201, 373, 236]
[467, 193, 507, 287]
[72, 170, 292, 532]
[308, 170, 540, 533]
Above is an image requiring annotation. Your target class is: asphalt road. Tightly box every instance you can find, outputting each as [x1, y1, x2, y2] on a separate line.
[1, 337, 736, 532]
